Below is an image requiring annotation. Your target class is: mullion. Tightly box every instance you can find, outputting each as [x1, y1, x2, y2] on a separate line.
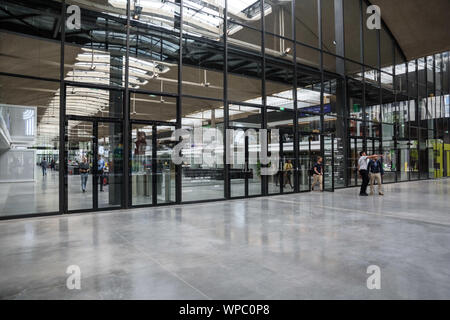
[152, 125, 157, 205]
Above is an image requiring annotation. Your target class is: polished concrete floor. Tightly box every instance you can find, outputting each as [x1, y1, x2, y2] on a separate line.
[0, 178, 449, 299]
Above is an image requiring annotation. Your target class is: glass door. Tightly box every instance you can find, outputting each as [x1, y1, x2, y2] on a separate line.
[156, 125, 176, 204]
[131, 124, 153, 205]
[131, 123, 176, 206]
[280, 129, 295, 193]
[444, 145, 450, 178]
[322, 134, 334, 192]
[349, 137, 362, 186]
[230, 128, 262, 198]
[298, 135, 311, 191]
[66, 120, 94, 211]
[97, 121, 123, 208]
[397, 140, 410, 181]
[66, 119, 123, 212]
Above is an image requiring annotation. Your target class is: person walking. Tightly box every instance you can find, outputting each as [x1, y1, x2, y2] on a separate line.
[368, 155, 384, 196]
[79, 157, 90, 193]
[41, 158, 48, 176]
[358, 151, 382, 196]
[50, 159, 55, 171]
[311, 156, 323, 191]
[97, 155, 105, 192]
[283, 159, 294, 189]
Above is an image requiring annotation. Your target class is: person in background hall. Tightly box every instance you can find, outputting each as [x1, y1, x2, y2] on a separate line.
[283, 159, 294, 189]
[50, 159, 55, 171]
[311, 156, 323, 191]
[41, 158, 48, 176]
[358, 151, 382, 196]
[368, 155, 385, 196]
[98, 155, 105, 192]
[79, 157, 90, 193]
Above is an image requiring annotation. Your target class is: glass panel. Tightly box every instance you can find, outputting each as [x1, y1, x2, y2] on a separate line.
[435, 53, 442, 93]
[67, 120, 93, 211]
[182, 0, 224, 41]
[65, 0, 128, 87]
[247, 129, 262, 196]
[229, 128, 262, 197]
[66, 86, 123, 118]
[128, 8, 180, 93]
[362, 1, 378, 68]
[265, 35, 294, 62]
[323, 135, 333, 191]
[443, 52, 449, 95]
[349, 119, 364, 137]
[266, 59, 294, 108]
[298, 135, 311, 191]
[156, 125, 176, 204]
[267, 109, 294, 194]
[295, 0, 319, 48]
[397, 140, 410, 181]
[229, 104, 262, 128]
[227, 52, 262, 103]
[0, 1, 62, 79]
[347, 77, 364, 119]
[296, 43, 320, 69]
[427, 56, 435, 97]
[230, 129, 246, 198]
[298, 112, 321, 133]
[321, 0, 336, 54]
[427, 130, 435, 179]
[410, 140, 419, 180]
[333, 132, 346, 188]
[344, 0, 361, 63]
[408, 60, 417, 98]
[130, 93, 176, 122]
[181, 97, 224, 201]
[227, 0, 263, 29]
[131, 124, 153, 206]
[265, 0, 293, 39]
[0, 76, 60, 217]
[228, 23, 262, 51]
[182, 40, 224, 99]
[382, 135, 396, 183]
[98, 122, 123, 208]
[280, 130, 295, 193]
[380, 28, 394, 73]
[348, 139, 358, 186]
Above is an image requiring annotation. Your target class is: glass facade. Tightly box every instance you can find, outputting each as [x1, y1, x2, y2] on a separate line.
[0, 0, 449, 218]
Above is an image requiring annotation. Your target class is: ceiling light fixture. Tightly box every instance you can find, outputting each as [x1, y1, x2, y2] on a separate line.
[133, 6, 142, 20]
[281, 47, 292, 56]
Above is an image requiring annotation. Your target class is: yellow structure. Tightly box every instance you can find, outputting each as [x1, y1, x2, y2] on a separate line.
[432, 141, 450, 178]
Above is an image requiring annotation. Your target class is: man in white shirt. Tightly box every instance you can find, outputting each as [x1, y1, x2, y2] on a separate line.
[358, 151, 382, 196]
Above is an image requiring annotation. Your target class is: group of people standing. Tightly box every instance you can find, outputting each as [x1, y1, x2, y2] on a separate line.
[276, 157, 324, 191]
[358, 152, 384, 196]
[276, 152, 384, 195]
[79, 155, 106, 193]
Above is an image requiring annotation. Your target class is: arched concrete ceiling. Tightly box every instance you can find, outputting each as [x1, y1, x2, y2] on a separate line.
[371, 0, 450, 60]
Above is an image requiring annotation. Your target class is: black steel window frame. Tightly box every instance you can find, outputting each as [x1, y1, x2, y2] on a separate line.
[0, 0, 447, 220]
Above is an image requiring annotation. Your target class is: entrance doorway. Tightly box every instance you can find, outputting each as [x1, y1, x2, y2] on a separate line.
[65, 118, 123, 212]
[349, 137, 364, 186]
[229, 127, 262, 198]
[297, 133, 321, 191]
[131, 122, 176, 206]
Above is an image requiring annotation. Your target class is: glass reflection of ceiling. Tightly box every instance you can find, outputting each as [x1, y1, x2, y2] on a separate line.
[109, 0, 269, 37]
